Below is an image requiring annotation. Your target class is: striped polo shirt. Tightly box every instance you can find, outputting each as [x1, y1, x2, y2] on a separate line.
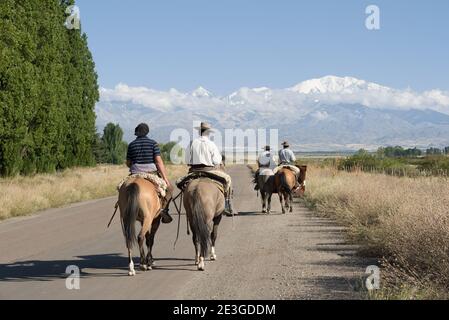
[126, 136, 161, 165]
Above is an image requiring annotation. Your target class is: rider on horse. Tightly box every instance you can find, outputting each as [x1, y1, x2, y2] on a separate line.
[253, 145, 277, 191]
[278, 141, 296, 165]
[184, 122, 238, 216]
[126, 123, 174, 224]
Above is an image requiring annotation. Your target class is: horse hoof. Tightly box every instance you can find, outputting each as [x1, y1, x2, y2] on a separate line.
[198, 257, 205, 270]
[140, 264, 148, 271]
[128, 270, 136, 276]
[210, 254, 217, 261]
[150, 260, 156, 267]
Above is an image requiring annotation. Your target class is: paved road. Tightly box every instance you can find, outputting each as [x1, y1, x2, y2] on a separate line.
[0, 165, 369, 300]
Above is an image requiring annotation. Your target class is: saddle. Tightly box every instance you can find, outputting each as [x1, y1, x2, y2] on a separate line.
[176, 171, 226, 194]
[117, 172, 168, 198]
[273, 164, 300, 175]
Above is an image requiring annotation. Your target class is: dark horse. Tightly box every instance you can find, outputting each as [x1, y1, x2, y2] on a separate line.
[257, 165, 307, 214]
[183, 178, 225, 271]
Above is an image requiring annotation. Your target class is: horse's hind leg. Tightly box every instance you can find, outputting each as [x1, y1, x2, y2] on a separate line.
[261, 191, 267, 213]
[127, 248, 136, 276]
[210, 215, 222, 261]
[267, 193, 273, 214]
[192, 232, 200, 265]
[145, 217, 161, 268]
[138, 217, 153, 271]
[279, 193, 285, 214]
[289, 192, 293, 213]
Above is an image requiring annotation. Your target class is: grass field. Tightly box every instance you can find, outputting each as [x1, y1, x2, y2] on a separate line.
[0, 164, 187, 221]
[301, 163, 449, 299]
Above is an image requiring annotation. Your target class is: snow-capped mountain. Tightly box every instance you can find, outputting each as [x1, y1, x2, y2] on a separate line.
[289, 76, 389, 94]
[95, 76, 449, 151]
[191, 86, 213, 98]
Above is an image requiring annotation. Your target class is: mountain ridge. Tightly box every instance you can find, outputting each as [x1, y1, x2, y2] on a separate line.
[95, 76, 449, 151]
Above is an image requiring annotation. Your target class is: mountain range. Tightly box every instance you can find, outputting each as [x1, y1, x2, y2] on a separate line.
[95, 76, 449, 151]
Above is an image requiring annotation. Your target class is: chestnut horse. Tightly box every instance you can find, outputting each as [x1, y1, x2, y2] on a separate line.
[118, 178, 163, 276]
[274, 165, 307, 214]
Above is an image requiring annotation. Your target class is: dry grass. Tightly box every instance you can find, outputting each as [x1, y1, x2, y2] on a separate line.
[0, 165, 187, 221]
[302, 165, 449, 299]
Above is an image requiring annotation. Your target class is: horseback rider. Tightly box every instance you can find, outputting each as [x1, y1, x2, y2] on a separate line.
[185, 122, 238, 216]
[126, 123, 173, 224]
[278, 141, 296, 165]
[277, 141, 302, 190]
[254, 145, 277, 191]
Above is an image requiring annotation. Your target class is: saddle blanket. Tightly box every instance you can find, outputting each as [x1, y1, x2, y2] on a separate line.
[117, 173, 167, 198]
[259, 168, 275, 176]
[273, 165, 300, 175]
[176, 170, 230, 193]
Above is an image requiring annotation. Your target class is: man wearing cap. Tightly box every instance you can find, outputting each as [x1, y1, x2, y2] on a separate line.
[254, 145, 277, 191]
[185, 122, 237, 215]
[126, 123, 173, 224]
[279, 141, 296, 165]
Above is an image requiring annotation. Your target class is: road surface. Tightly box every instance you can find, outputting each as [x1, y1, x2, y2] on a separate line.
[0, 165, 370, 299]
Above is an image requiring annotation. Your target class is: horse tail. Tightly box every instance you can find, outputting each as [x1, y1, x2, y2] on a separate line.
[191, 188, 210, 258]
[122, 183, 140, 249]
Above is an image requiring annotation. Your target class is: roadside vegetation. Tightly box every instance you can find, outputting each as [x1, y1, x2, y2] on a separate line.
[299, 149, 449, 299]
[0, 164, 187, 221]
[337, 146, 449, 177]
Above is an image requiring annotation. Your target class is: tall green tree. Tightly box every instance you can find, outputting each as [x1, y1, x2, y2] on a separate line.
[96, 123, 127, 165]
[0, 0, 98, 176]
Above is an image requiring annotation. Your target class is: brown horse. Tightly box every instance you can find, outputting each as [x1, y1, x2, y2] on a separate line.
[118, 178, 163, 276]
[183, 178, 225, 271]
[274, 165, 308, 214]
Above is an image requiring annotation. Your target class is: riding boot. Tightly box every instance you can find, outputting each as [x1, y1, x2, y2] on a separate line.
[160, 207, 173, 224]
[224, 198, 238, 216]
[160, 189, 173, 224]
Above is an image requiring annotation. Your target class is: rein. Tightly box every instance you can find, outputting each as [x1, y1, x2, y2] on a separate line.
[107, 202, 119, 228]
[172, 190, 184, 250]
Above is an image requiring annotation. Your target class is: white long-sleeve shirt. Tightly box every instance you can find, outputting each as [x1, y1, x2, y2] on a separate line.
[186, 136, 222, 166]
[279, 148, 296, 164]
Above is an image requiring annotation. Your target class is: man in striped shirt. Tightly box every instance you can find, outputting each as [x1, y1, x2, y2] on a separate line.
[126, 123, 173, 223]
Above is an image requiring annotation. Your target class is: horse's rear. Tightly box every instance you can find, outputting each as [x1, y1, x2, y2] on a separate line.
[257, 174, 275, 213]
[274, 168, 296, 213]
[118, 178, 162, 276]
[183, 179, 225, 271]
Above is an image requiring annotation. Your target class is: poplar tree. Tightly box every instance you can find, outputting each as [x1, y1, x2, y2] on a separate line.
[0, 0, 99, 176]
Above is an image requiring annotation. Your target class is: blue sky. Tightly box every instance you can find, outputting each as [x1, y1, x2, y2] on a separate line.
[76, 0, 449, 94]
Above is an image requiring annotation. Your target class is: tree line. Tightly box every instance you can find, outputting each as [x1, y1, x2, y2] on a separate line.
[376, 146, 449, 158]
[0, 0, 98, 176]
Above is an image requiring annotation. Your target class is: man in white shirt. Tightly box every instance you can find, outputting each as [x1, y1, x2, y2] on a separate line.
[254, 145, 277, 190]
[278, 141, 296, 165]
[185, 122, 237, 215]
[186, 125, 222, 168]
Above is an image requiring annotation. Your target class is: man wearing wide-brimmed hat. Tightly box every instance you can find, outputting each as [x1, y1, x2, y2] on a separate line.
[279, 141, 296, 165]
[184, 122, 237, 215]
[253, 145, 277, 191]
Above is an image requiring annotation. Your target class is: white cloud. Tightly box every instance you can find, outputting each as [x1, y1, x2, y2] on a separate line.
[99, 76, 449, 115]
